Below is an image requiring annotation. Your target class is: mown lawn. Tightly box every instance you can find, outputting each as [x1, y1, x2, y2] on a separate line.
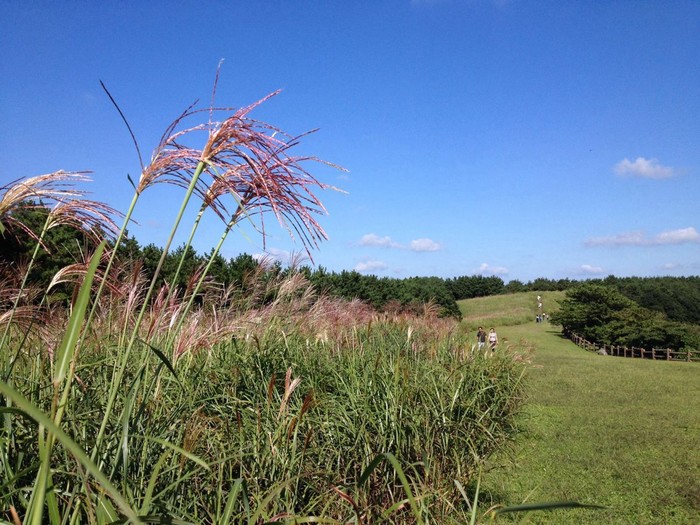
[481, 320, 700, 524]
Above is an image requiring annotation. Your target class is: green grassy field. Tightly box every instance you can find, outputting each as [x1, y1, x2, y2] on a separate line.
[459, 293, 700, 524]
[459, 291, 565, 329]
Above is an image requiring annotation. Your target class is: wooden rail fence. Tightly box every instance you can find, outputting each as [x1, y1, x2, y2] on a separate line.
[566, 332, 700, 363]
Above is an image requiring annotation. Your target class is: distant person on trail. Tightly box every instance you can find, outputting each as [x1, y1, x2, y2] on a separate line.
[488, 327, 498, 350]
[476, 326, 487, 350]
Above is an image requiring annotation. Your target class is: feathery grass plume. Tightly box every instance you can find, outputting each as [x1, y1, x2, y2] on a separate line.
[47, 247, 121, 298]
[0, 172, 91, 239]
[42, 198, 121, 243]
[163, 90, 346, 340]
[101, 258, 150, 343]
[0, 305, 51, 355]
[143, 282, 184, 341]
[171, 309, 219, 360]
[0, 174, 120, 352]
[94, 72, 344, 342]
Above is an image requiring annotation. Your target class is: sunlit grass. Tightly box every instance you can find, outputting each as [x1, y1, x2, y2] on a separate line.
[2, 298, 529, 522]
[458, 291, 565, 330]
[481, 320, 700, 524]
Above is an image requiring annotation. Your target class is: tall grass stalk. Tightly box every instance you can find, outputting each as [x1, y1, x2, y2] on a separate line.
[9, 240, 141, 524]
[89, 160, 208, 464]
[3, 275, 528, 522]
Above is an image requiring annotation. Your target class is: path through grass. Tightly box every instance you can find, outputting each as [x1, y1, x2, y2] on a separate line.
[482, 320, 700, 524]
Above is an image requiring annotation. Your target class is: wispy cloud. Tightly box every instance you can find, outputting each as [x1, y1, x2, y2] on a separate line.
[253, 247, 292, 265]
[613, 157, 674, 179]
[660, 262, 682, 270]
[585, 227, 700, 247]
[477, 262, 508, 276]
[359, 233, 442, 252]
[410, 238, 441, 252]
[657, 261, 700, 272]
[354, 259, 389, 273]
[359, 233, 402, 249]
[655, 228, 700, 244]
[579, 264, 604, 275]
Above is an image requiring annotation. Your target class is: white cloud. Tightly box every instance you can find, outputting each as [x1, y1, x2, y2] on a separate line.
[614, 157, 674, 179]
[410, 238, 441, 252]
[585, 231, 646, 247]
[586, 227, 700, 247]
[477, 262, 508, 276]
[654, 227, 700, 244]
[359, 233, 402, 249]
[253, 248, 292, 266]
[354, 259, 389, 273]
[580, 264, 604, 275]
[359, 234, 442, 252]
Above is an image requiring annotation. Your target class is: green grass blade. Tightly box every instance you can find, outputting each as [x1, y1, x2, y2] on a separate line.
[0, 380, 141, 523]
[359, 453, 424, 525]
[97, 492, 119, 525]
[139, 340, 180, 383]
[139, 448, 171, 516]
[143, 436, 210, 471]
[221, 478, 249, 523]
[53, 240, 106, 385]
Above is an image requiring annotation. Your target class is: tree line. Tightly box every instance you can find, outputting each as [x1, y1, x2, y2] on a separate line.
[4, 206, 700, 326]
[0, 207, 561, 317]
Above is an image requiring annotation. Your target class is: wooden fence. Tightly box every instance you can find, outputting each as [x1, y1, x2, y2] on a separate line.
[566, 332, 700, 363]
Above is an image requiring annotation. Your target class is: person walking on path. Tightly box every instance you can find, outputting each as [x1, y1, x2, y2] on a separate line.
[476, 326, 487, 350]
[488, 327, 498, 350]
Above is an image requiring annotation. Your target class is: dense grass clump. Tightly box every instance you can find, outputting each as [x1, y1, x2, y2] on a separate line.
[2, 300, 528, 523]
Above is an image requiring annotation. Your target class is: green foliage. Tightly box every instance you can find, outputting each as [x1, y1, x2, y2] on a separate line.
[551, 283, 700, 351]
[307, 269, 463, 318]
[550, 284, 635, 342]
[526, 277, 577, 292]
[446, 275, 505, 299]
[503, 279, 526, 293]
[600, 275, 700, 324]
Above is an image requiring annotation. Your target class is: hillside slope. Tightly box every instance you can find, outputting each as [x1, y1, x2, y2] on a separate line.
[457, 296, 700, 524]
[458, 291, 564, 329]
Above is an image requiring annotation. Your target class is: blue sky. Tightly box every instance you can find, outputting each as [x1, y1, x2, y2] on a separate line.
[2, 1, 699, 283]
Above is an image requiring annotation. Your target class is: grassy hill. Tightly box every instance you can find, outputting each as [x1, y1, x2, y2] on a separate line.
[458, 291, 565, 329]
[458, 293, 700, 524]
